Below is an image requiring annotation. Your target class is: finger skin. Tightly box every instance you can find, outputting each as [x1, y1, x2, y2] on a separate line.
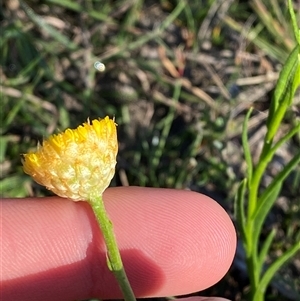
[181, 298, 231, 301]
[1, 187, 236, 301]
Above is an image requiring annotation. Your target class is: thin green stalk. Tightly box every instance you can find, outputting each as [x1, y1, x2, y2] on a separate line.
[90, 196, 136, 301]
[246, 248, 259, 298]
[245, 142, 272, 267]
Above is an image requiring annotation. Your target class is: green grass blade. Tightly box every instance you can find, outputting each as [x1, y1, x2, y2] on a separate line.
[251, 0, 290, 50]
[4, 99, 25, 129]
[46, 0, 115, 23]
[160, 1, 187, 31]
[46, 0, 81, 10]
[99, 1, 186, 61]
[223, 16, 290, 63]
[20, 1, 78, 50]
[151, 80, 182, 182]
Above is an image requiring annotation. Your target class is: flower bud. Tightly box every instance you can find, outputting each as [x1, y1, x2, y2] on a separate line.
[23, 117, 118, 201]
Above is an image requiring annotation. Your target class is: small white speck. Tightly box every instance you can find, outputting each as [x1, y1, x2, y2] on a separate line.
[94, 61, 105, 72]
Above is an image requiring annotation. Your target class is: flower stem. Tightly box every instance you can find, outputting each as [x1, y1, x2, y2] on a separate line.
[90, 196, 136, 301]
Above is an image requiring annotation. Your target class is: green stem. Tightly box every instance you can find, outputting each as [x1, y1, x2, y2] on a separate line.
[246, 142, 273, 300]
[90, 196, 136, 301]
[244, 218, 259, 300]
[247, 141, 272, 218]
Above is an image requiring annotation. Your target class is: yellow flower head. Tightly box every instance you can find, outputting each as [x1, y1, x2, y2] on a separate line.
[23, 116, 118, 202]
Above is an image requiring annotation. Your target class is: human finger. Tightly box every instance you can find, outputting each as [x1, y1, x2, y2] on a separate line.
[1, 187, 236, 300]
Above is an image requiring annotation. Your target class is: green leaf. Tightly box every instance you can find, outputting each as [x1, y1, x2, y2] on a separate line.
[234, 179, 247, 242]
[291, 61, 300, 95]
[254, 241, 300, 300]
[257, 228, 276, 276]
[270, 123, 300, 156]
[272, 33, 300, 110]
[288, 0, 300, 44]
[250, 151, 300, 257]
[242, 108, 253, 182]
[252, 182, 282, 252]
[266, 45, 300, 142]
[256, 151, 300, 215]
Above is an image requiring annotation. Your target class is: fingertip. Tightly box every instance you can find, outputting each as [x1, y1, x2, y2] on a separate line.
[103, 187, 236, 296]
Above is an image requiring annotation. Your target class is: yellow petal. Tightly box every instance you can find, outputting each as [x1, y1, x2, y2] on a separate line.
[22, 116, 118, 201]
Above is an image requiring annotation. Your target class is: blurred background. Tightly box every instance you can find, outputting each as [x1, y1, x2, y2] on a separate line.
[1, 0, 299, 300]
